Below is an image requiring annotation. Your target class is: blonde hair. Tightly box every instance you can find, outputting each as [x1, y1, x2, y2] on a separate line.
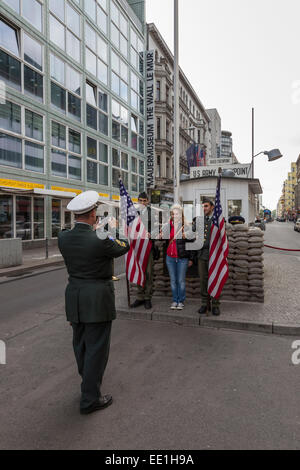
[170, 204, 188, 227]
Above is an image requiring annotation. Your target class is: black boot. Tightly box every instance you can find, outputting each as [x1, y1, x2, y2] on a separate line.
[144, 300, 152, 310]
[198, 306, 207, 315]
[212, 306, 220, 316]
[131, 299, 145, 308]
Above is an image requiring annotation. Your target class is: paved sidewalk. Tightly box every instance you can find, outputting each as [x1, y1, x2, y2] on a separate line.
[0, 246, 63, 278]
[116, 252, 300, 336]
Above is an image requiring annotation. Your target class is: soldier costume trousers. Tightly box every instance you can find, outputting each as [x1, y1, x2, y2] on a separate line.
[71, 321, 112, 410]
[198, 258, 220, 307]
[137, 251, 154, 301]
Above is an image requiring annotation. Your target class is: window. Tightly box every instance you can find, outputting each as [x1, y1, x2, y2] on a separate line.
[25, 110, 43, 141]
[130, 113, 144, 154]
[24, 65, 43, 102]
[50, 53, 81, 121]
[156, 155, 161, 178]
[23, 0, 42, 32]
[157, 117, 161, 140]
[84, 0, 108, 34]
[50, 1, 81, 63]
[130, 27, 143, 73]
[0, 132, 22, 169]
[0, 101, 21, 134]
[34, 197, 45, 239]
[86, 136, 109, 186]
[52, 199, 61, 238]
[4, 0, 43, 31]
[0, 195, 13, 239]
[111, 50, 128, 102]
[51, 121, 82, 180]
[228, 200, 242, 218]
[85, 22, 108, 85]
[52, 121, 66, 149]
[24, 33, 42, 71]
[0, 20, 44, 99]
[110, 2, 128, 58]
[0, 18, 20, 56]
[0, 100, 44, 172]
[0, 193, 44, 240]
[112, 148, 128, 188]
[25, 141, 44, 173]
[112, 100, 128, 145]
[131, 71, 143, 113]
[16, 196, 32, 240]
[86, 82, 108, 136]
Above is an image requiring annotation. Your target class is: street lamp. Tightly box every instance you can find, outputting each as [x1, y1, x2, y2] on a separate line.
[222, 169, 236, 178]
[252, 149, 283, 178]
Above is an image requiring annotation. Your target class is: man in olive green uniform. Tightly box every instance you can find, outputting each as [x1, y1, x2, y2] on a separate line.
[58, 191, 130, 415]
[197, 198, 221, 316]
[131, 192, 155, 310]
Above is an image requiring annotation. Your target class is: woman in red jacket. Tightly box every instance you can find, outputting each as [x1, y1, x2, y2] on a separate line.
[160, 204, 194, 310]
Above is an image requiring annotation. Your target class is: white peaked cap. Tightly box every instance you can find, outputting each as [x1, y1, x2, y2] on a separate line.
[67, 191, 100, 215]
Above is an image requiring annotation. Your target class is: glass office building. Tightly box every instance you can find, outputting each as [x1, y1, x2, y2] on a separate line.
[0, 0, 146, 244]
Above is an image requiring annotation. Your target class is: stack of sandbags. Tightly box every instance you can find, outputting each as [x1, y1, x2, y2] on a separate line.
[222, 224, 264, 303]
[130, 228, 265, 304]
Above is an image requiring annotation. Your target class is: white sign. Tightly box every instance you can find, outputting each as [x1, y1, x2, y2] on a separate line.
[209, 157, 233, 165]
[146, 51, 155, 189]
[190, 164, 252, 179]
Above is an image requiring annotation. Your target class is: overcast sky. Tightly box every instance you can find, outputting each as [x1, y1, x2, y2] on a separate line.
[146, 0, 300, 210]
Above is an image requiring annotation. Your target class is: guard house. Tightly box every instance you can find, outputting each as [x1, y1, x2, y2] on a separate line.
[180, 164, 263, 224]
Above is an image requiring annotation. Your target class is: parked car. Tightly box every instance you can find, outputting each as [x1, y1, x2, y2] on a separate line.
[294, 219, 300, 232]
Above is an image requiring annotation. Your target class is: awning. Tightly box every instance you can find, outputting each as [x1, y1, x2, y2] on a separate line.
[33, 188, 77, 198]
[0, 186, 34, 195]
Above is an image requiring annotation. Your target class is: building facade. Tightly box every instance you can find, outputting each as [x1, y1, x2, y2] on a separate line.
[206, 108, 221, 164]
[0, 0, 147, 245]
[146, 23, 211, 206]
[294, 155, 300, 216]
[278, 161, 297, 218]
[221, 130, 233, 161]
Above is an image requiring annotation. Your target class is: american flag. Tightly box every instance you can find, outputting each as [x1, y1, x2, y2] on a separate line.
[119, 179, 152, 287]
[208, 176, 229, 299]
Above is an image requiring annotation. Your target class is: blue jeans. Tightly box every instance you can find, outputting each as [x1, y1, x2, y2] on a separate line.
[166, 256, 189, 304]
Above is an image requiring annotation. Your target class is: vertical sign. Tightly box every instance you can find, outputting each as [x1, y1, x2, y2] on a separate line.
[146, 50, 155, 189]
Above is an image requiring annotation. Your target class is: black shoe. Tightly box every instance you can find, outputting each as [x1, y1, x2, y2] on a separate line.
[198, 306, 207, 315]
[80, 395, 113, 415]
[131, 299, 145, 308]
[212, 307, 220, 316]
[144, 300, 152, 310]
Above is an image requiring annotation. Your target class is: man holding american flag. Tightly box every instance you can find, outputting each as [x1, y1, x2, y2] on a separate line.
[119, 179, 153, 308]
[197, 175, 229, 316]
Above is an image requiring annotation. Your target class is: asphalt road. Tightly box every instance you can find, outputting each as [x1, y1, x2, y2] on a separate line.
[1, 270, 300, 450]
[264, 220, 300, 256]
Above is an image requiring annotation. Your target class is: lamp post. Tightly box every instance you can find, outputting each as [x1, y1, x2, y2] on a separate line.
[173, 0, 180, 204]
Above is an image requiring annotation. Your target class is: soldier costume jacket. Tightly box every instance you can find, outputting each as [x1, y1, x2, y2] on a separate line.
[193, 215, 213, 261]
[58, 223, 130, 324]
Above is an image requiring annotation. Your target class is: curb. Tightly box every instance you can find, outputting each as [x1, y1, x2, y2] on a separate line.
[117, 308, 300, 336]
[0, 260, 65, 278]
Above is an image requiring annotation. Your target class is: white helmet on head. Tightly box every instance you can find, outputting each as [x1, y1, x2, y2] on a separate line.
[67, 191, 100, 215]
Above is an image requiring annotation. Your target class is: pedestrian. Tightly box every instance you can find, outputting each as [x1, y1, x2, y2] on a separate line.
[130, 192, 156, 310]
[58, 191, 130, 415]
[161, 204, 194, 310]
[195, 198, 221, 316]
